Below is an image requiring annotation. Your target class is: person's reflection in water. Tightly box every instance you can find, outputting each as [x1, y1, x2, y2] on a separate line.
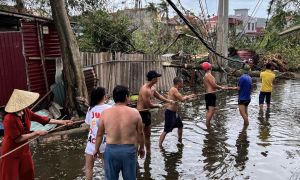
[234, 126, 249, 171]
[258, 108, 271, 147]
[137, 155, 154, 180]
[160, 143, 183, 180]
[202, 127, 228, 179]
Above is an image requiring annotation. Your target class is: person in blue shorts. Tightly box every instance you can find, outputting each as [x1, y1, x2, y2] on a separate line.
[229, 64, 252, 125]
[159, 77, 194, 148]
[93, 86, 145, 180]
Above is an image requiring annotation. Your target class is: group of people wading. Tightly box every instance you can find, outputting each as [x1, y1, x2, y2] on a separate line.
[0, 62, 275, 180]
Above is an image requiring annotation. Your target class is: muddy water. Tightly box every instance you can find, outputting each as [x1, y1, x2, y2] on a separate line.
[32, 80, 300, 179]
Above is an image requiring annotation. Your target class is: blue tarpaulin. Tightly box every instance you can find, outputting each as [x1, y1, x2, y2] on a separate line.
[30, 110, 57, 131]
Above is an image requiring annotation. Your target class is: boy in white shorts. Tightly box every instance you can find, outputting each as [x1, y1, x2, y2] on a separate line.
[85, 87, 111, 180]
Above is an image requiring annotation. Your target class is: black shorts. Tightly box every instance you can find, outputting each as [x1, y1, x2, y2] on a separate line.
[164, 109, 183, 133]
[238, 100, 251, 106]
[259, 92, 271, 105]
[139, 111, 151, 127]
[205, 93, 216, 110]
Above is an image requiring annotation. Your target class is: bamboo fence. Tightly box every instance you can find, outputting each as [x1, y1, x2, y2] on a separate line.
[80, 52, 177, 95]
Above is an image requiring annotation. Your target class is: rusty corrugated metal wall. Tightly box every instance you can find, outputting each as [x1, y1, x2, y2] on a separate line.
[21, 21, 60, 98]
[0, 17, 61, 106]
[0, 32, 27, 106]
[43, 23, 61, 57]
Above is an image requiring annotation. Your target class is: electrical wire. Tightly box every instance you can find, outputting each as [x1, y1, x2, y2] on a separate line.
[165, 0, 243, 64]
[255, 0, 275, 49]
[237, 0, 263, 40]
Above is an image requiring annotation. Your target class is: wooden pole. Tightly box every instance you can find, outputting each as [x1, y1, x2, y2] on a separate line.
[0, 118, 84, 160]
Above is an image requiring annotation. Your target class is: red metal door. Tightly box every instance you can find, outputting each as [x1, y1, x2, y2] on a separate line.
[0, 32, 27, 106]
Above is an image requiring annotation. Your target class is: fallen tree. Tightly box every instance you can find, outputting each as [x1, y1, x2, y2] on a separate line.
[259, 53, 289, 72]
[162, 61, 296, 79]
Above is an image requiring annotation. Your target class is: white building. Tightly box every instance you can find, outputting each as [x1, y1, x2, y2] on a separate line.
[234, 9, 257, 34]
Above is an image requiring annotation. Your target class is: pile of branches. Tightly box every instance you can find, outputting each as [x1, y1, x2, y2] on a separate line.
[260, 53, 288, 72]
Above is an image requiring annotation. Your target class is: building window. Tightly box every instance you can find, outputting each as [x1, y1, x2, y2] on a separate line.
[248, 23, 250, 30]
[252, 23, 255, 31]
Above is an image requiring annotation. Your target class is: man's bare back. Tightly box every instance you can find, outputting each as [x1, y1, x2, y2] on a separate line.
[102, 105, 143, 145]
[166, 87, 180, 112]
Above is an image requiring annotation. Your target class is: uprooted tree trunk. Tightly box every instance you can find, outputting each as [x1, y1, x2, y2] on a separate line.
[50, 0, 88, 117]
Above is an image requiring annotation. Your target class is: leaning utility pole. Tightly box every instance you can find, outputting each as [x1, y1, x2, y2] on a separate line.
[215, 0, 229, 83]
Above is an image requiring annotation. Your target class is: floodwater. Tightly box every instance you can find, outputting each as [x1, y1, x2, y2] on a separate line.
[32, 79, 300, 179]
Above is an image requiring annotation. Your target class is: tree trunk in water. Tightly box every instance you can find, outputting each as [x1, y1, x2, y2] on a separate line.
[50, 0, 88, 117]
[15, 0, 25, 13]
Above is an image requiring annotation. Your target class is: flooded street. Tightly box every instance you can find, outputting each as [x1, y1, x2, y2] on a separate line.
[33, 79, 300, 179]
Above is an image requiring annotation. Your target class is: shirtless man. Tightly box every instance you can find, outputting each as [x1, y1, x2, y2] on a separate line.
[202, 62, 226, 128]
[158, 77, 194, 148]
[137, 70, 174, 155]
[93, 85, 145, 180]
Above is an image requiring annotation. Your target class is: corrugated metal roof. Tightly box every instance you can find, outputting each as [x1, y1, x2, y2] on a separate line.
[21, 21, 60, 97]
[0, 9, 52, 22]
[22, 21, 40, 57]
[0, 32, 27, 106]
[0, 19, 62, 106]
[43, 24, 61, 57]
[45, 60, 56, 86]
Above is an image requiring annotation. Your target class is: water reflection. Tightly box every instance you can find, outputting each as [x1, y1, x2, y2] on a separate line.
[31, 80, 300, 179]
[160, 144, 183, 180]
[202, 126, 229, 179]
[258, 109, 271, 147]
[234, 126, 249, 171]
[137, 156, 154, 180]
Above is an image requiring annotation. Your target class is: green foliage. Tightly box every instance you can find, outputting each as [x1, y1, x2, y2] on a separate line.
[230, 0, 300, 70]
[78, 10, 133, 52]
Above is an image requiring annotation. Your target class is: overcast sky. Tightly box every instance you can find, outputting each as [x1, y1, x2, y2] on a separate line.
[113, 0, 270, 18]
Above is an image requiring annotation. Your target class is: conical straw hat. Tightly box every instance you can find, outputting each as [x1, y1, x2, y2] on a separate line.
[5, 89, 39, 113]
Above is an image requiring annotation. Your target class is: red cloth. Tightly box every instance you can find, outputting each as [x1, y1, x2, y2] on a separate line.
[0, 108, 50, 180]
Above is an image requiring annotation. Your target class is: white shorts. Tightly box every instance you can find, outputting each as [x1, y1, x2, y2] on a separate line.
[85, 142, 106, 155]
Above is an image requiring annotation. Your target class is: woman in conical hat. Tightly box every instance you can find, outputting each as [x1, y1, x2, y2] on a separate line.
[0, 89, 73, 180]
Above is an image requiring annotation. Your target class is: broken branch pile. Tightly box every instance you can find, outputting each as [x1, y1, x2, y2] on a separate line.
[260, 54, 288, 72]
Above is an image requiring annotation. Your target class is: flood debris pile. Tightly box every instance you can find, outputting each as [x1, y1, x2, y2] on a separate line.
[260, 53, 288, 72]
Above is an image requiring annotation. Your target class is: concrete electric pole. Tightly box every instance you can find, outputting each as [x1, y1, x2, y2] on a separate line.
[215, 0, 229, 83]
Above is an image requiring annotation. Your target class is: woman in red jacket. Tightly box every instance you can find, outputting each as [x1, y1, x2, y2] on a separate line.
[0, 89, 73, 180]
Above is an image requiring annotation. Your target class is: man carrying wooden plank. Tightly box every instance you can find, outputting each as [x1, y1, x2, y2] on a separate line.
[137, 70, 174, 155]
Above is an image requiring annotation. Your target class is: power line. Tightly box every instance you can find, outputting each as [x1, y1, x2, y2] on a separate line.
[96, 26, 138, 53]
[165, 0, 243, 64]
[237, 0, 263, 40]
[198, 0, 216, 48]
[255, 0, 275, 49]
[176, 0, 215, 48]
